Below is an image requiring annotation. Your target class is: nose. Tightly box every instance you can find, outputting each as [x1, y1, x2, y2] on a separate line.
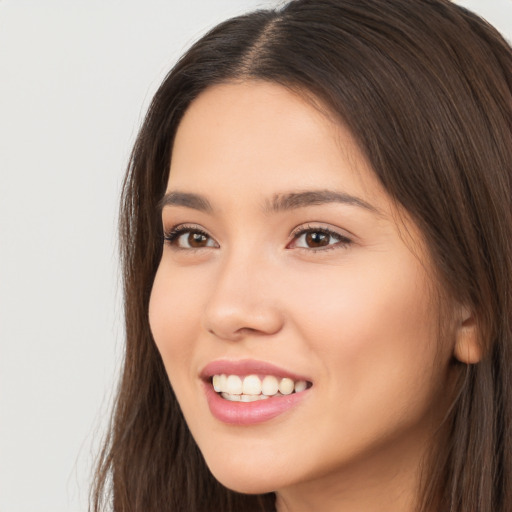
[201, 251, 285, 342]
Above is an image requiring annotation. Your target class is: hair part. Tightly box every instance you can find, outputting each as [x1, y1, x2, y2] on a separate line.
[92, 1, 512, 511]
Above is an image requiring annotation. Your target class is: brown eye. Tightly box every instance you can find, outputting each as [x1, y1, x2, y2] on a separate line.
[305, 232, 330, 248]
[164, 227, 218, 249]
[188, 232, 209, 247]
[289, 227, 352, 251]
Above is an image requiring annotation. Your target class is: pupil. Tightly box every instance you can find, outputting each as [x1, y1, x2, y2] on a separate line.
[189, 232, 207, 247]
[306, 232, 329, 247]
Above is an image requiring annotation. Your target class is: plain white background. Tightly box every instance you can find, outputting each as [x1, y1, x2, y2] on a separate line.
[0, 1, 510, 511]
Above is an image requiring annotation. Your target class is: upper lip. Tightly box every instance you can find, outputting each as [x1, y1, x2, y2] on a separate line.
[200, 359, 312, 383]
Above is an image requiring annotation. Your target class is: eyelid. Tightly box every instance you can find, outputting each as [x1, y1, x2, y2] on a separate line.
[287, 223, 353, 251]
[162, 222, 353, 252]
[163, 223, 219, 249]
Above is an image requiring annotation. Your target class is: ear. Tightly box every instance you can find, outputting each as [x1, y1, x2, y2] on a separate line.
[453, 305, 482, 364]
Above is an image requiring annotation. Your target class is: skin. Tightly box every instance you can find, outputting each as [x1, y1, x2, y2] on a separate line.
[149, 81, 473, 511]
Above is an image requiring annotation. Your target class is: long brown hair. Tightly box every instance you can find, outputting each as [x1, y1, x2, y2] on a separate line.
[91, 1, 512, 510]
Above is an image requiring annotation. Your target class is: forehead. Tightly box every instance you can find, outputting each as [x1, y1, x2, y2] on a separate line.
[168, 80, 384, 211]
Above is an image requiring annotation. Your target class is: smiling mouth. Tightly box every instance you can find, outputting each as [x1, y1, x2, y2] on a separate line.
[211, 374, 313, 402]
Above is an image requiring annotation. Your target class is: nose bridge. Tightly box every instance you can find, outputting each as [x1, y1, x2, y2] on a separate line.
[202, 243, 284, 341]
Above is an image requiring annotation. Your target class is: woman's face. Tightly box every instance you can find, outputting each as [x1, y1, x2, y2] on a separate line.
[149, 81, 455, 502]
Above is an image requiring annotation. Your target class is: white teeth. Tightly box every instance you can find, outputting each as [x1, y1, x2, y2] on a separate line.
[278, 378, 294, 395]
[240, 394, 269, 402]
[222, 392, 270, 402]
[261, 375, 279, 396]
[212, 373, 310, 398]
[242, 375, 262, 395]
[221, 393, 240, 401]
[226, 375, 243, 395]
[294, 380, 307, 393]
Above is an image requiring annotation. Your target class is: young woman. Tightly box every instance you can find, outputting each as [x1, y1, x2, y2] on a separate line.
[92, 1, 512, 511]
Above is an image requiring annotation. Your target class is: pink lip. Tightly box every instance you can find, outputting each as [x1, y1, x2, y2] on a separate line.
[200, 359, 312, 425]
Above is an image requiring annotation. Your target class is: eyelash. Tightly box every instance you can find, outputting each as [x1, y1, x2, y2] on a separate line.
[163, 223, 352, 253]
[289, 224, 352, 251]
[163, 224, 216, 251]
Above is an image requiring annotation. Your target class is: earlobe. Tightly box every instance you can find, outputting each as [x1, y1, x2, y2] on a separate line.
[453, 306, 482, 364]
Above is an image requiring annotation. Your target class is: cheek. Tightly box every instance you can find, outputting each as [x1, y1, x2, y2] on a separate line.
[148, 263, 204, 384]
[286, 252, 433, 346]
[283, 252, 444, 414]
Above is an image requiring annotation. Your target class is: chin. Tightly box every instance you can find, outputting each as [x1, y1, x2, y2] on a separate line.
[210, 468, 279, 495]
[202, 453, 286, 495]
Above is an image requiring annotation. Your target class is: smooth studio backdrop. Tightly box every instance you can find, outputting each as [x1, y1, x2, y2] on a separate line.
[0, 1, 510, 511]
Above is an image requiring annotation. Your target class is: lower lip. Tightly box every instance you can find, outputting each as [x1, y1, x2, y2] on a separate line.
[203, 382, 310, 425]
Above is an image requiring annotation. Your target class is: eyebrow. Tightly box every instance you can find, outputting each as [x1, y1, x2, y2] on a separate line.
[158, 189, 380, 215]
[158, 191, 214, 213]
[265, 190, 379, 214]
